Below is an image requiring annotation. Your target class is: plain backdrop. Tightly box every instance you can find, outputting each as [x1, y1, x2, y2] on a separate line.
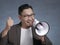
[0, 0, 60, 45]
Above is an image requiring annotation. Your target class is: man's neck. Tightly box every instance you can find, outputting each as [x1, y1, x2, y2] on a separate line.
[21, 25, 30, 29]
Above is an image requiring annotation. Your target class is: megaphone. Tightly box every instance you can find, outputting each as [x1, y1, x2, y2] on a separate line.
[33, 19, 50, 36]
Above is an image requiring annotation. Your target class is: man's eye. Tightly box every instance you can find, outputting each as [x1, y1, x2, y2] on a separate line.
[23, 15, 27, 17]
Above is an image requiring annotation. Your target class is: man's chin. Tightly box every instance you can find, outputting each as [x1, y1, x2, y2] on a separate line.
[27, 24, 33, 27]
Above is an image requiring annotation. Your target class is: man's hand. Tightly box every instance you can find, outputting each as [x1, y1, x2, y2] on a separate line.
[6, 17, 14, 27]
[40, 36, 46, 45]
[2, 17, 14, 38]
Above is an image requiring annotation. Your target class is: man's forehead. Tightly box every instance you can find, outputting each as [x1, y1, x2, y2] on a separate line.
[21, 8, 34, 15]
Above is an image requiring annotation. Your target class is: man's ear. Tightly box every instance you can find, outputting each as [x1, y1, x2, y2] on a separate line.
[18, 15, 22, 20]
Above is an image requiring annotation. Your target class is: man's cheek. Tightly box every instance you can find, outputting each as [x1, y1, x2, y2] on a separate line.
[28, 21, 33, 26]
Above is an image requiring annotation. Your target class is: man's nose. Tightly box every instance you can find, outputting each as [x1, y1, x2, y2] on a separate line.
[28, 17, 32, 20]
[28, 17, 34, 21]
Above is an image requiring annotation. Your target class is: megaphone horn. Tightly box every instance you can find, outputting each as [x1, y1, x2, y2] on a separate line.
[33, 19, 50, 36]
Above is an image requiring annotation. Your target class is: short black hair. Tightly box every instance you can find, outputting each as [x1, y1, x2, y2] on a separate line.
[18, 4, 33, 15]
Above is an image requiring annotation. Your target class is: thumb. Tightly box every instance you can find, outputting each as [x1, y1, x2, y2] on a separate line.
[8, 17, 12, 20]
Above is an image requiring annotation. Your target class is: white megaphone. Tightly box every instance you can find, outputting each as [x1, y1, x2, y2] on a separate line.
[33, 19, 50, 36]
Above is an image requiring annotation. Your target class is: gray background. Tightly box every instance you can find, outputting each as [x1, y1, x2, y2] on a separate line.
[0, 0, 60, 45]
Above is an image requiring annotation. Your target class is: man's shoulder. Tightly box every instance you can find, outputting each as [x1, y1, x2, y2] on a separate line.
[9, 22, 21, 31]
[11, 22, 21, 28]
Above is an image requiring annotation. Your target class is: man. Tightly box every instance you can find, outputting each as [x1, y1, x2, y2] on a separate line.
[0, 4, 52, 45]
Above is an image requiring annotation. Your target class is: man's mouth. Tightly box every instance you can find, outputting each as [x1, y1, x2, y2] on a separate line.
[27, 21, 33, 25]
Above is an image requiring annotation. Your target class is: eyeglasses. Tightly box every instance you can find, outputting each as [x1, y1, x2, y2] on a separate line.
[21, 13, 35, 17]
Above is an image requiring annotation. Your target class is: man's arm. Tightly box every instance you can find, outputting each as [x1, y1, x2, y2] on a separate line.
[39, 36, 46, 45]
[0, 17, 14, 45]
[38, 35, 52, 45]
[0, 17, 13, 38]
[0, 26, 10, 45]
[1, 26, 10, 38]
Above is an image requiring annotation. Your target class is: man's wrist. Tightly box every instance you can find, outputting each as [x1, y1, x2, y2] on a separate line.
[5, 24, 11, 30]
[1, 26, 11, 38]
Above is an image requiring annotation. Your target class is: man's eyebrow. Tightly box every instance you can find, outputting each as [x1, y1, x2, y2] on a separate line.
[22, 13, 35, 15]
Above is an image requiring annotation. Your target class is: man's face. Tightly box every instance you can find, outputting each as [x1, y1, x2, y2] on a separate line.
[19, 8, 35, 27]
